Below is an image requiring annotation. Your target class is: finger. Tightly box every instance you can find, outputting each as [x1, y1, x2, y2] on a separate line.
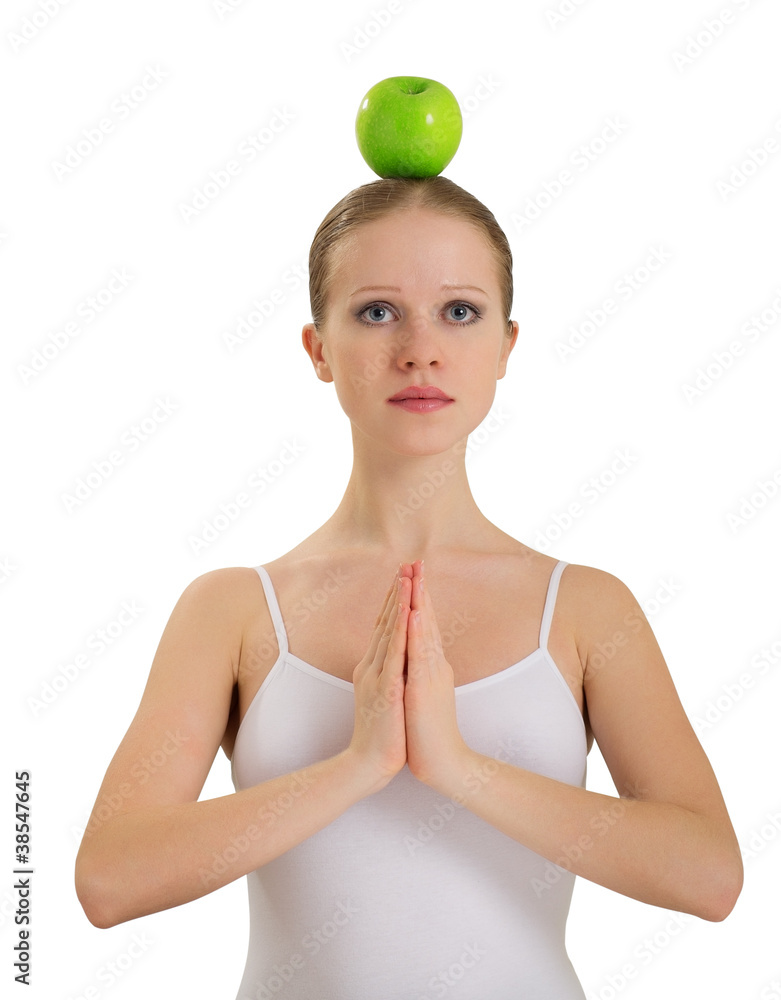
[373, 565, 402, 628]
[410, 560, 423, 612]
[365, 570, 404, 666]
[419, 567, 445, 657]
[406, 566, 422, 674]
[380, 586, 410, 685]
[408, 568, 440, 669]
[406, 603, 425, 679]
[375, 576, 410, 669]
[359, 575, 398, 674]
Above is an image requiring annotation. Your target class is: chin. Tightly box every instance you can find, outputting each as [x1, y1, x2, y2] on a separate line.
[361, 421, 472, 459]
[347, 399, 495, 456]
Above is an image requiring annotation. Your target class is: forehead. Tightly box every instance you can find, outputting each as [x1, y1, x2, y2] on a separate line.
[330, 208, 500, 297]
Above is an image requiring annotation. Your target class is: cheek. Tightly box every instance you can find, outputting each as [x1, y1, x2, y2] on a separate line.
[330, 335, 396, 389]
[325, 345, 380, 416]
[463, 340, 504, 377]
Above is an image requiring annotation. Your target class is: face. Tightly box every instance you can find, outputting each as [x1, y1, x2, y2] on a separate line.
[302, 207, 518, 457]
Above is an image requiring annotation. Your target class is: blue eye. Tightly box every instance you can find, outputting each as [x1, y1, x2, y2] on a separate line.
[445, 302, 480, 325]
[356, 300, 481, 327]
[358, 303, 395, 325]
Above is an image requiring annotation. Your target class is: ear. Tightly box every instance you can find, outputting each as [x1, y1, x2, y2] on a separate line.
[301, 323, 334, 383]
[497, 320, 519, 380]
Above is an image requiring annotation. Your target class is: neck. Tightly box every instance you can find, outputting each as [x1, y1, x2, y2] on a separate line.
[318, 429, 496, 562]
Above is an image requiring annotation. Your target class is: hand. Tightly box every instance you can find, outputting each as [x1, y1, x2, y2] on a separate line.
[404, 560, 470, 791]
[347, 565, 410, 790]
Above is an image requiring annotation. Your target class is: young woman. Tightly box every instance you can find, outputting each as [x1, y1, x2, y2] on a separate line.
[75, 176, 743, 998]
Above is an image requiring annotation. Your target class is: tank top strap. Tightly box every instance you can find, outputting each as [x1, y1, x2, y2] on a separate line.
[538, 560, 569, 651]
[254, 565, 289, 657]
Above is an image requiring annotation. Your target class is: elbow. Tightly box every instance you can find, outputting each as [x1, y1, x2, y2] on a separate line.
[75, 850, 127, 929]
[704, 875, 743, 923]
[75, 881, 116, 930]
[695, 849, 744, 922]
[81, 901, 119, 931]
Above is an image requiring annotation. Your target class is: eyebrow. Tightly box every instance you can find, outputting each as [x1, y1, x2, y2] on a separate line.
[349, 284, 487, 297]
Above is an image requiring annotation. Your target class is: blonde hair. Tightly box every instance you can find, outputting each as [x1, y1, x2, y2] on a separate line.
[308, 176, 513, 332]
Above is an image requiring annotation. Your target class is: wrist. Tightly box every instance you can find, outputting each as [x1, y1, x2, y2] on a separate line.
[336, 746, 402, 798]
[418, 742, 489, 800]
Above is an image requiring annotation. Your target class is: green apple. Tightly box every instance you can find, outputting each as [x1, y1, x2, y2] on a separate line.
[355, 76, 463, 178]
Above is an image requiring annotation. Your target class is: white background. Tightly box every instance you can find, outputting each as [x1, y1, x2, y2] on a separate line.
[2, 0, 780, 997]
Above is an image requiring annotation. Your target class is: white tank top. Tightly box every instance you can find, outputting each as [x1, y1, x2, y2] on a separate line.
[231, 560, 587, 999]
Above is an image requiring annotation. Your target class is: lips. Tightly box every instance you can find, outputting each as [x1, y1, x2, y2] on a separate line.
[388, 385, 453, 401]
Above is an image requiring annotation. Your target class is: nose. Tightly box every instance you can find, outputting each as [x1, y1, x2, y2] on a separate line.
[393, 315, 443, 370]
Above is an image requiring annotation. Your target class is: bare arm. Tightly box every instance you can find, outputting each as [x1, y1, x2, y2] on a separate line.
[405, 563, 744, 921]
[75, 566, 410, 928]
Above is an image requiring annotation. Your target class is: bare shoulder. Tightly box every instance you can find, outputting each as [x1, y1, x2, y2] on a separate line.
[556, 561, 733, 819]
[77, 565, 269, 850]
[506, 546, 636, 636]
[133, 564, 266, 727]
[183, 564, 263, 607]
[553, 561, 643, 660]
[556, 559, 635, 605]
